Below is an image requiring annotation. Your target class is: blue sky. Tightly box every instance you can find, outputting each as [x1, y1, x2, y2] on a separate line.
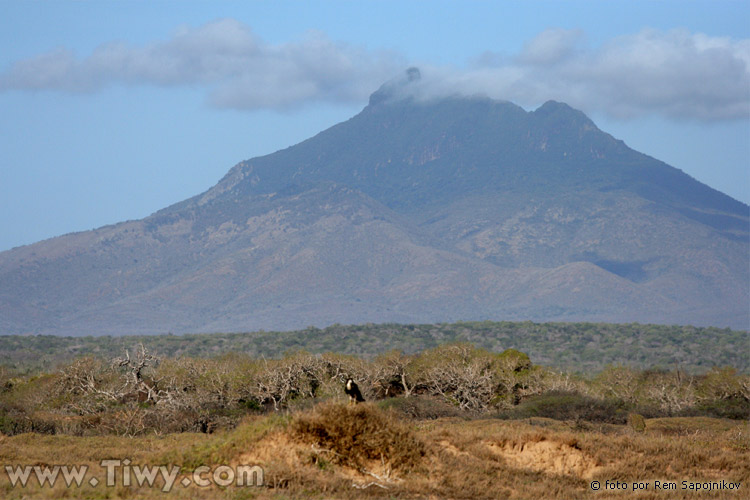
[1, 0, 748, 252]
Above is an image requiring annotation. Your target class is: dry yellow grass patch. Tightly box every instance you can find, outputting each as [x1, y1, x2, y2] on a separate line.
[0, 407, 747, 500]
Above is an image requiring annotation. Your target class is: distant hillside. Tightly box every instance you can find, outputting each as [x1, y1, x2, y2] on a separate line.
[0, 69, 747, 334]
[1, 321, 747, 375]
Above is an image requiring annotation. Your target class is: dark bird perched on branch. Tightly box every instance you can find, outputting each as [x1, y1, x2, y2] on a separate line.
[345, 378, 365, 404]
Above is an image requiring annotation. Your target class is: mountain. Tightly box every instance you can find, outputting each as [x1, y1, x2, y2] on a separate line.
[1, 69, 748, 335]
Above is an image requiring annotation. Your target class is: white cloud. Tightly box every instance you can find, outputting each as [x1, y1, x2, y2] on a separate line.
[518, 28, 585, 65]
[1, 22, 747, 121]
[454, 28, 750, 121]
[0, 19, 403, 110]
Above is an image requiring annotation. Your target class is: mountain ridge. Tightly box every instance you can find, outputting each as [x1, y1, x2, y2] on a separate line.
[1, 71, 748, 334]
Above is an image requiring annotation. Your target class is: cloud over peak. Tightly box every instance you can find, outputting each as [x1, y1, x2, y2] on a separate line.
[1, 21, 747, 121]
[456, 28, 750, 121]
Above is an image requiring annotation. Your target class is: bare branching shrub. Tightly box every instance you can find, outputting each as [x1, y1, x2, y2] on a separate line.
[154, 358, 223, 411]
[57, 357, 104, 396]
[372, 350, 415, 398]
[593, 365, 642, 404]
[54, 357, 123, 414]
[416, 344, 498, 411]
[691, 367, 750, 419]
[741, 376, 750, 402]
[111, 343, 163, 404]
[99, 408, 148, 437]
[644, 370, 696, 415]
[253, 353, 326, 410]
[517, 366, 590, 402]
[154, 354, 266, 418]
[697, 367, 748, 402]
[3, 340, 747, 438]
[318, 352, 374, 400]
[151, 357, 204, 410]
[217, 353, 264, 405]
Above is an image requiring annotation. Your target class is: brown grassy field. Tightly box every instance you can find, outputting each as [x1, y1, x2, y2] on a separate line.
[1, 402, 747, 500]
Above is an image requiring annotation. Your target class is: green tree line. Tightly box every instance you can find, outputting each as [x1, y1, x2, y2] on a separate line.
[0, 321, 746, 375]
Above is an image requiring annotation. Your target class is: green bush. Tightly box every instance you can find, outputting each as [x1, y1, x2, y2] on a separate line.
[500, 390, 628, 424]
[693, 398, 750, 420]
[496, 348, 532, 372]
[627, 412, 646, 432]
[377, 395, 464, 420]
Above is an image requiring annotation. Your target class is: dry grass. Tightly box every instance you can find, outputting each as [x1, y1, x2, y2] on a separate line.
[292, 401, 426, 470]
[0, 404, 747, 499]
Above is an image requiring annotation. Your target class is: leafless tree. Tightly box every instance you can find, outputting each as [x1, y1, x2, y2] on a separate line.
[111, 343, 165, 404]
[696, 367, 750, 403]
[422, 344, 497, 411]
[56, 357, 124, 414]
[645, 371, 696, 415]
[593, 365, 641, 404]
[372, 351, 414, 398]
[253, 354, 324, 410]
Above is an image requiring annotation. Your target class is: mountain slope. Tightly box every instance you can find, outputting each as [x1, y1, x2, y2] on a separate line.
[1, 71, 747, 334]
[1, 182, 679, 334]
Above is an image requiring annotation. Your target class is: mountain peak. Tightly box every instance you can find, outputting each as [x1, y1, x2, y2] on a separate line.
[368, 67, 423, 106]
[536, 100, 574, 113]
[534, 100, 597, 127]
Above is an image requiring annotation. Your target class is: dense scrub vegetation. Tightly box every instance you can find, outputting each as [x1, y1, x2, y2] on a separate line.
[1, 320, 747, 375]
[0, 342, 746, 438]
